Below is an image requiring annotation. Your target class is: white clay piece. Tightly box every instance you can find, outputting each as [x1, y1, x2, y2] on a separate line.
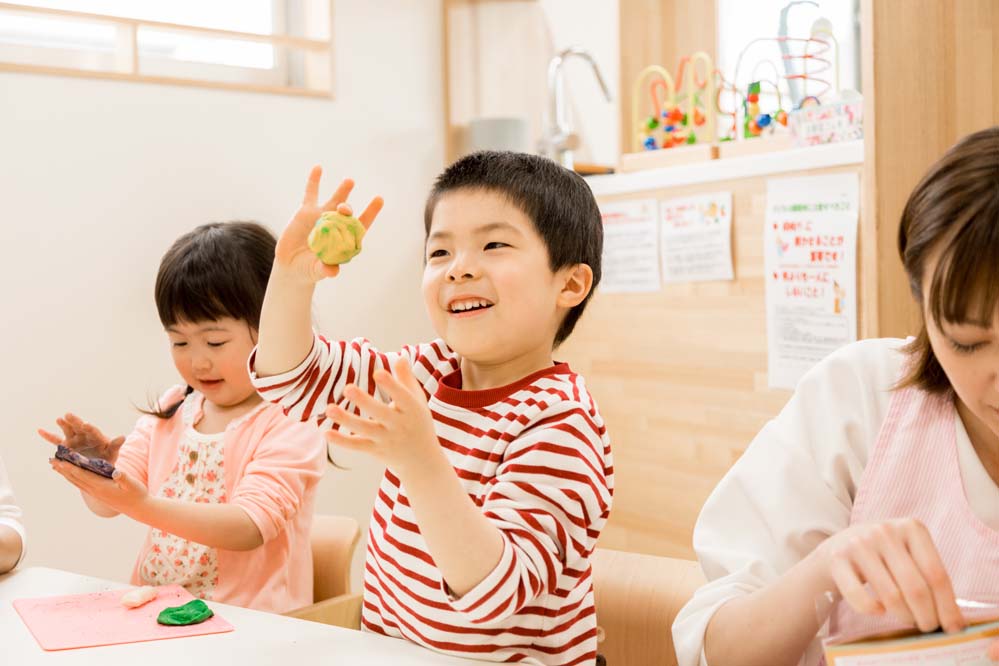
[120, 585, 159, 609]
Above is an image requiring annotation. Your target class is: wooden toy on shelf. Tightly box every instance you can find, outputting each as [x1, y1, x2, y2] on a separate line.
[742, 80, 789, 139]
[631, 53, 717, 153]
[617, 6, 853, 169]
[620, 54, 719, 172]
[718, 7, 842, 157]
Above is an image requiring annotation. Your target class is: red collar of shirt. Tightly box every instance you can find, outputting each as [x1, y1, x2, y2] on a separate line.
[433, 362, 571, 409]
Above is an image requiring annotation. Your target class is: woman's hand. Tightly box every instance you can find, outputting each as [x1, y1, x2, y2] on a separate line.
[817, 517, 965, 634]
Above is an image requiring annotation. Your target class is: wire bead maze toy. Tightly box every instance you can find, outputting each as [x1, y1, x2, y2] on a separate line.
[631, 52, 718, 152]
[727, 1, 839, 142]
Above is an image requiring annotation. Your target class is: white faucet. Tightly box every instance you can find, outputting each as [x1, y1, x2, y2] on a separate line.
[541, 47, 613, 170]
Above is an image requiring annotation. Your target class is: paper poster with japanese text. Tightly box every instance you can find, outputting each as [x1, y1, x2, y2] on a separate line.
[659, 192, 734, 283]
[765, 173, 859, 389]
[598, 199, 661, 293]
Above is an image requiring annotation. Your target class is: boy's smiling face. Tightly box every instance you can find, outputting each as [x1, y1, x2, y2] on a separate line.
[422, 188, 590, 375]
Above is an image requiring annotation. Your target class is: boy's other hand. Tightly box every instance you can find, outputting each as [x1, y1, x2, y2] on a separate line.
[276, 166, 384, 284]
[38, 413, 124, 464]
[323, 358, 440, 476]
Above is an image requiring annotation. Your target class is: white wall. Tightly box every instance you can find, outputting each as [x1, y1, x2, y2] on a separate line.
[0, 0, 441, 587]
[449, 0, 619, 168]
[539, 0, 619, 167]
[0, 0, 623, 593]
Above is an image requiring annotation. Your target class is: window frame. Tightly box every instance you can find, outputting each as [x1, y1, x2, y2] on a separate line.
[0, 0, 334, 98]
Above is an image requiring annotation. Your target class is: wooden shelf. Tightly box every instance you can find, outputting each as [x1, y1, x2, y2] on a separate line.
[716, 134, 795, 159]
[589, 140, 863, 196]
[618, 143, 718, 173]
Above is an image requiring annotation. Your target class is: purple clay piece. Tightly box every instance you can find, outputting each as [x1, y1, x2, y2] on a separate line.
[55, 445, 116, 479]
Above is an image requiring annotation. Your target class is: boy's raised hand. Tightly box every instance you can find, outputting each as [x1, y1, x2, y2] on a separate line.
[276, 166, 384, 284]
[38, 413, 124, 464]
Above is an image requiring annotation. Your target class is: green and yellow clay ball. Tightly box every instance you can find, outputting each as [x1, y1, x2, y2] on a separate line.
[308, 211, 366, 265]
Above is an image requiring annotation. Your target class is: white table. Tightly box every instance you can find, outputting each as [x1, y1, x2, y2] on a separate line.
[1, 567, 495, 665]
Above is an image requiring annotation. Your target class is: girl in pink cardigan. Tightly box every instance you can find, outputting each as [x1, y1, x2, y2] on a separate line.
[40, 222, 326, 613]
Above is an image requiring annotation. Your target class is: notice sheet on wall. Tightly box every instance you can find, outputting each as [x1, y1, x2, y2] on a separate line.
[599, 199, 661, 293]
[765, 173, 860, 390]
[659, 192, 734, 283]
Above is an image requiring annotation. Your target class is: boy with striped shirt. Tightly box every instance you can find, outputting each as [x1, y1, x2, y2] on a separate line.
[251, 151, 613, 665]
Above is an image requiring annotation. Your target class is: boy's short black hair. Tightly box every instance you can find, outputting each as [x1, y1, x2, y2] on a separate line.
[424, 151, 603, 347]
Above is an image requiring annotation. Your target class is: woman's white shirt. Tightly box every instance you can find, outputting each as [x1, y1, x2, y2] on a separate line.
[672, 338, 999, 666]
[0, 454, 26, 568]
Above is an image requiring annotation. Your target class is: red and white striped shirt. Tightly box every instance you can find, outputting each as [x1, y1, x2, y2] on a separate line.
[250, 335, 614, 665]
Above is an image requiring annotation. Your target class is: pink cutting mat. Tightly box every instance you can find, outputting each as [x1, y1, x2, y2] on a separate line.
[13, 585, 234, 651]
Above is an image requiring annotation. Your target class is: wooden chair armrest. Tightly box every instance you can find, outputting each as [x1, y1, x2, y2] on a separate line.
[284, 592, 363, 630]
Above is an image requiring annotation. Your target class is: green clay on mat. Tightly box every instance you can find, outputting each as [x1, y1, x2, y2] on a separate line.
[157, 599, 214, 626]
[307, 211, 366, 265]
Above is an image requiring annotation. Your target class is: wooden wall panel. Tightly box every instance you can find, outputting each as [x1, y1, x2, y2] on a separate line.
[561, 163, 862, 558]
[861, 0, 999, 339]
